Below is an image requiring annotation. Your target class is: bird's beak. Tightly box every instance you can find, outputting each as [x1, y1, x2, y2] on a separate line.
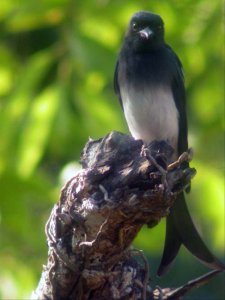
[139, 27, 154, 40]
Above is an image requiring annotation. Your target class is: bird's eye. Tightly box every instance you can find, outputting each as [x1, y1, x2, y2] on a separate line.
[158, 25, 162, 30]
[132, 23, 138, 31]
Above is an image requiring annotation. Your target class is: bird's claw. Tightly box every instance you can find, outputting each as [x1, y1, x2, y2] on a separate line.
[167, 148, 193, 171]
[141, 146, 168, 190]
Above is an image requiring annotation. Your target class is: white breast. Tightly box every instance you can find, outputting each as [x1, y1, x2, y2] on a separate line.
[120, 84, 179, 151]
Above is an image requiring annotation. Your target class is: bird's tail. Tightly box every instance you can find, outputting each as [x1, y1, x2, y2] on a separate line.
[157, 192, 225, 276]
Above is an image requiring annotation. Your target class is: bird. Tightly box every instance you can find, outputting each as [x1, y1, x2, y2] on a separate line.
[114, 11, 224, 276]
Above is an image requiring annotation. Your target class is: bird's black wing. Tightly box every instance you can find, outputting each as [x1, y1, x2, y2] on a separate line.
[114, 60, 124, 110]
[157, 46, 225, 276]
[166, 45, 188, 155]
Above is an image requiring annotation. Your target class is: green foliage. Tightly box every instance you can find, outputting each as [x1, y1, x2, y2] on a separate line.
[0, 0, 224, 298]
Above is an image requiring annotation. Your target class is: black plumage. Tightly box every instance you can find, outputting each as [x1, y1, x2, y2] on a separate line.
[114, 11, 224, 276]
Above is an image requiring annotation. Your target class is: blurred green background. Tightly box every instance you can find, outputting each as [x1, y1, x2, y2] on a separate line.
[0, 0, 224, 299]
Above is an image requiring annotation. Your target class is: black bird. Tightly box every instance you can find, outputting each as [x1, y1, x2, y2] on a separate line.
[114, 11, 224, 276]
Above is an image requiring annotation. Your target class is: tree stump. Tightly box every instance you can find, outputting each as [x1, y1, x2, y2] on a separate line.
[31, 131, 221, 300]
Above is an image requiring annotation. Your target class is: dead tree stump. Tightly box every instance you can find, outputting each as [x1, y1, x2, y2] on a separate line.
[31, 131, 221, 300]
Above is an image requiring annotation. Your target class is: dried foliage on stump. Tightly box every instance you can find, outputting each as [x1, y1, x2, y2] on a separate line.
[31, 131, 221, 300]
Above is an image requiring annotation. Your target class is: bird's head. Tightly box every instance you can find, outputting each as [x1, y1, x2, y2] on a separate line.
[125, 11, 165, 52]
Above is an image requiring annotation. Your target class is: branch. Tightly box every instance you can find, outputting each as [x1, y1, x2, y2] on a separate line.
[31, 131, 211, 300]
[154, 269, 223, 300]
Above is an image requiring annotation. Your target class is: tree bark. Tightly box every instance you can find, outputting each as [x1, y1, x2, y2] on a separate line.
[31, 131, 220, 300]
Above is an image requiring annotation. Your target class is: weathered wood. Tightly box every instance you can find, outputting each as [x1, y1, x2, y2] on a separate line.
[31, 131, 207, 300]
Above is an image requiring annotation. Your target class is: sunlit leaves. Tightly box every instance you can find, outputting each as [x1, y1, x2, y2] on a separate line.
[0, 50, 56, 174]
[187, 160, 224, 251]
[16, 86, 60, 178]
[0, 0, 223, 298]
[80, 18, 119, 49]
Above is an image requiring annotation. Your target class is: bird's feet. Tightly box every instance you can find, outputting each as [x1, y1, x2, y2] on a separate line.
[167, 148, 193, 171]
[140, 145, 168, 189]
